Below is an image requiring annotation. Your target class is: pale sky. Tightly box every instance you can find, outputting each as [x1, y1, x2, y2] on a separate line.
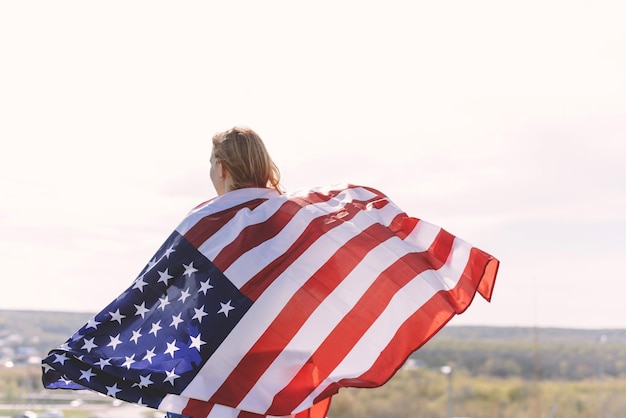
[1, 1, 625, 329]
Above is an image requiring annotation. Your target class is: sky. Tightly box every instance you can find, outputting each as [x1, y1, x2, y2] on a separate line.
[1, 1, 625, 329]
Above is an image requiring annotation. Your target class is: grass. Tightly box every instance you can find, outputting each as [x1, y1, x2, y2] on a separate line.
[3, 365, 626, 417]
[329, 367, 626, 418]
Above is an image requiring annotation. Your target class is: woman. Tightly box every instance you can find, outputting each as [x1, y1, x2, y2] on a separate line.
[43, 126, 498, 418]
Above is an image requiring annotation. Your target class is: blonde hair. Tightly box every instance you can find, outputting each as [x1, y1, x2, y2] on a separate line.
[212, 126, 282, 192]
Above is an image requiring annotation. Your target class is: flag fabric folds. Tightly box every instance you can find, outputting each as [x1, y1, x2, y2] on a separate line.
[42, 184, 499, 418]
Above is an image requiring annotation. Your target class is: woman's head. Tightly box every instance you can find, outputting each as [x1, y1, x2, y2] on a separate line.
[210, 126, 281, 195]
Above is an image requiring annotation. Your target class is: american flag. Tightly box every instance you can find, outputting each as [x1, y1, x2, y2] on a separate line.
[42, 184, 499, 418]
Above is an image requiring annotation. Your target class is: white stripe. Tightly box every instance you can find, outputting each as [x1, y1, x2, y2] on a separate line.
[290, 183, 351, 198]
[403, 219, 442, 251]
[179, 199, 401, 404]
[293, 237, 472, 412]
[206, 403, 241, 418]
[207, 403, 263, 418]
[159, 394, 191, 415]
[223, 187, 384, 288]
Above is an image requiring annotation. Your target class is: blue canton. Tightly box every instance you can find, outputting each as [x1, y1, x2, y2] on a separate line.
[42, 231, 253, 409]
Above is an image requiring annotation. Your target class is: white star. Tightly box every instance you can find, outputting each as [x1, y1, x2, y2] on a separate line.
[158, 295, 171, 311]
[109, 309, 126, 324]
[107, 334, 122, 350]
[59, 342, 71, 350]
[192, 306, 208, 323]
[85, 317, 101, 329]
[164, 368, 180, 385]
[189, 334, 206, 351]
[137, 374, 153, 389]
[164, 246, 175, 258]
[53, 353, 68, 365]
[60, 375, 73, 385]
[143, 347, 157, 364]
[94, 358, 111, 370]
[105, 383, 122, 397]
[170, 313, 184, 329]
[157, 268, 174, 285]
[130, 329, 142, 344]
[94, 357, 112, 370]
[198, 279, 214, 295]
[149, 321, 162, 337]
[218, 300, 235, 318]
[122, 354, 136, 369]
[183, 262, 198, 277]
[42, 363, 54, 373]
[79, 368, 96, 382]
[81, 338, 98, 353]
[137, 397, 146, 406]
[178, 288, 191, 303]
[132, 276, 148, 292]
[134, 302, 150, 318]
[164, 340, 180, 358]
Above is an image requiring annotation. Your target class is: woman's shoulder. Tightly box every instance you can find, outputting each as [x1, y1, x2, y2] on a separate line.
[191, 188, 282, 214]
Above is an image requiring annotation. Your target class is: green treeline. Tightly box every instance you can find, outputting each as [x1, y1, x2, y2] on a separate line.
[413, 326, 626, 381]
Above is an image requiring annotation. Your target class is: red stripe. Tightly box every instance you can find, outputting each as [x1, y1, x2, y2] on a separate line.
[266, 228, 455, 415]
[208, 223, 391, 408]
[474, 248, 499, 301]
[238, 195, 389, 301]
[388, 215, 416, 240]
[184, 199, 268, 249]
[294, 397, 331, 418]
[314, 248, 500, 403]
[182, 398, 214, 417]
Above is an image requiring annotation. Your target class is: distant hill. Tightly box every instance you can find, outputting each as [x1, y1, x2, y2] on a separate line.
[416, 325, 626, 380]
[430, 324, 626, 344]
[2, 309, 625, 380]
[0, 309, 92, 363]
